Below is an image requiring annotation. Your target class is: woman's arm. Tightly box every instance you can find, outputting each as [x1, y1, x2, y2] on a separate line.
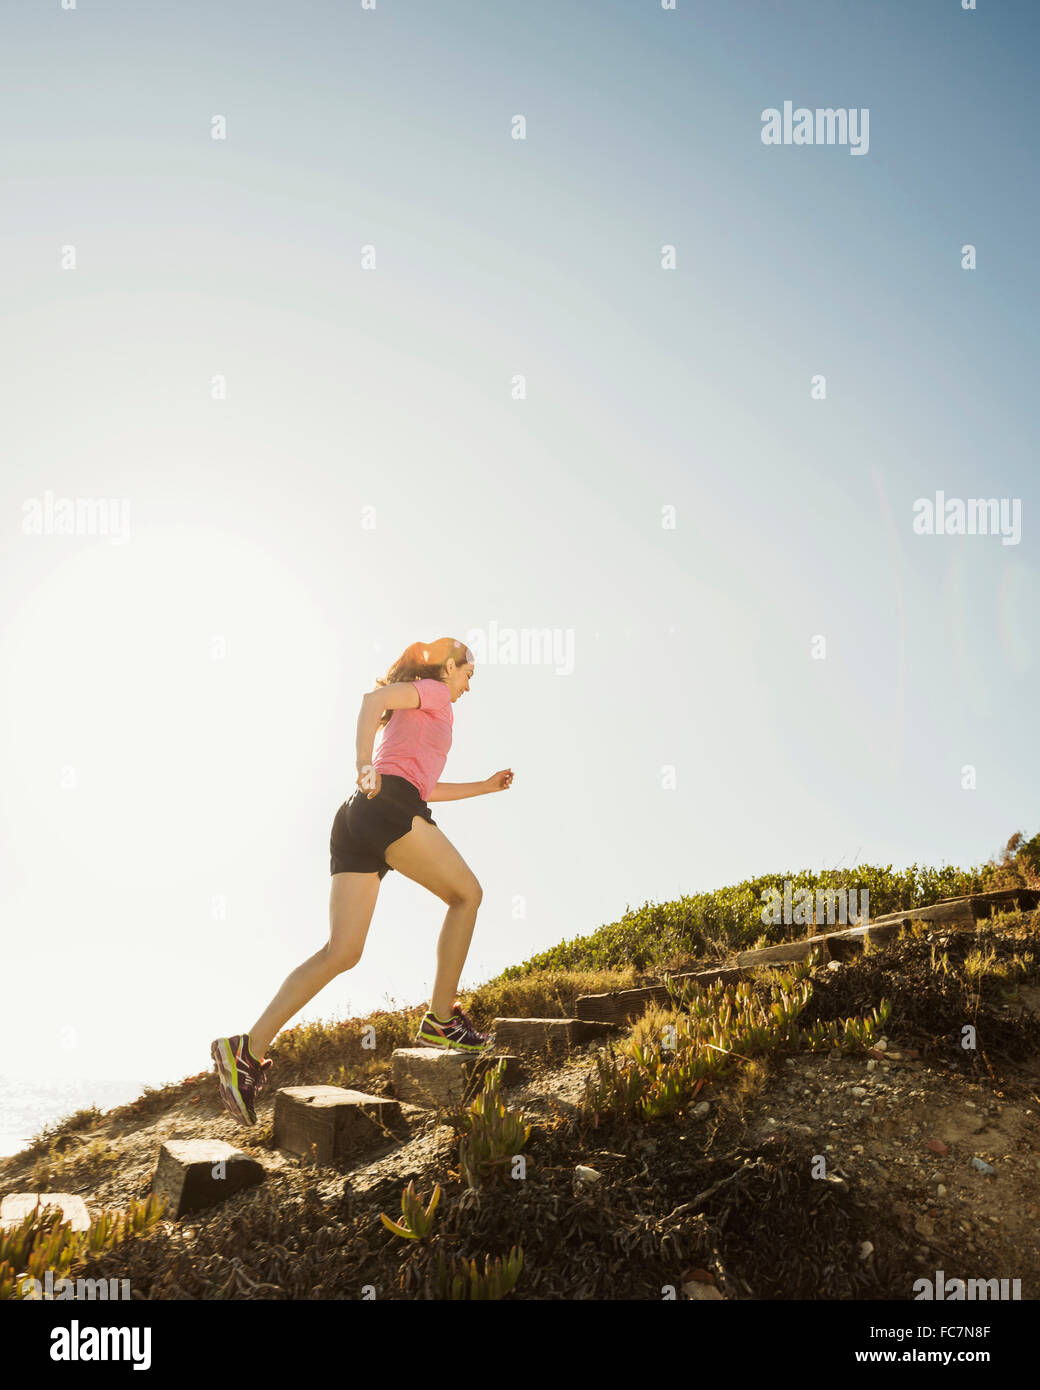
[355, 684, 420, 778]
[426, 781, 489, 803]
[355, 700, 382, 779]
[428, 771, 513, 801]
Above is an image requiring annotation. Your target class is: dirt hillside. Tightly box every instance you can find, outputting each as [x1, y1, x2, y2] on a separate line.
[3, 911, 1038, 1299]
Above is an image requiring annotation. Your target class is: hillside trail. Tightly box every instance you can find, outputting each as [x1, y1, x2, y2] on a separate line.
[3, 918, 1039, 1298]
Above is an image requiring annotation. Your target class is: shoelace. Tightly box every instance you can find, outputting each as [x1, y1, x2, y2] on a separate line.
[453, 1006, 486, 1037]
[239, 1042, 271, 1091]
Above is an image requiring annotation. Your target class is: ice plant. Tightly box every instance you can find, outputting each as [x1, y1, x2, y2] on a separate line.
[0, 1194, 166, 1300]
[456, 1062, 531, 1189]
[432, 1245, 523, 1299]
[379, 1180, 441, 1240]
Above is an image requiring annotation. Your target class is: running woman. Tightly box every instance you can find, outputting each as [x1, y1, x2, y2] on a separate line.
[211, 637, 514, 1126]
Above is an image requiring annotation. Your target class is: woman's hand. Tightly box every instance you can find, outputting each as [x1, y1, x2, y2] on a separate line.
[484, 768, 514, 793]
[357, 765, 382, 799]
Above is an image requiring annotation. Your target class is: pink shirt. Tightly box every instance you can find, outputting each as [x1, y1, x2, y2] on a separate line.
[371, 677, 453, 801]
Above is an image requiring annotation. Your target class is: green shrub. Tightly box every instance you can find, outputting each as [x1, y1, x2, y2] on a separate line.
[500, 861, 991, 979]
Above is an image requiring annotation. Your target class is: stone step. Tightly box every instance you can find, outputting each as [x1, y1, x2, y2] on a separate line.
[0, 1192, 91, 1233]
[152, 1139, 264, 1219]
[391, 1049, 522, 1109]
[490, 1018, 619, 1052]
[273, 1085, 402, 1166]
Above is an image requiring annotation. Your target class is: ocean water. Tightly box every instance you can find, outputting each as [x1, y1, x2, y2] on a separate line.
[0, 1074, 148, 1159]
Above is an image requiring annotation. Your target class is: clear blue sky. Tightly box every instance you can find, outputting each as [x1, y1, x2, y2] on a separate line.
[1, 0, 1036, 1119]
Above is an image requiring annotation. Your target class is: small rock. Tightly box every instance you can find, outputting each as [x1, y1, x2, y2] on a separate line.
[965, 1101, 976, 1109]
[851, 1087, 867, 1098]
[875, 1039, 888, 1052]
[937, 1184, 947, 1198]
[914, 1215, 934, 1238]
[684, 1280, 724, 1300]
[926, 1139, 949, 1155]
[858, 1241, 874, 1260]
[827, 961, 842, 971]
[970, 1157, 996, 1176]
[692, 1101, 710, 1118]
[866, 1060, 876, 1072]
[574, 1165, 602, 1185]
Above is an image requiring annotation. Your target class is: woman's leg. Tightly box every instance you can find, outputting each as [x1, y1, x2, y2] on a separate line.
[382, 817, 483, 1020]
[246, 871, 382, 1061]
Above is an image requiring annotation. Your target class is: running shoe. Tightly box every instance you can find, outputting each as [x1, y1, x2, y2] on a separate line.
[415, 1002, 495, 1054]
[210, 1033, 273, 1125]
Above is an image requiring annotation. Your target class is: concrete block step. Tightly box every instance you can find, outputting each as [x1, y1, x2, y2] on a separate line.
[0, 1192, 91, 1232]
[391, 1049, 522, 1108]
[151, 1139, 264, 1219]
[273, 1085, 402, 1165]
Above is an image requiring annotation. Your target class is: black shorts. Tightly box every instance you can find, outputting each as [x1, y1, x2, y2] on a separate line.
[330, 774, 437, 879]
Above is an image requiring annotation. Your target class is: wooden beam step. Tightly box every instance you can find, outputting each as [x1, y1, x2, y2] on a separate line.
[575, 968, 743, 1026]
[577, 891, 1039, 1028]
[490, 1018, 619, 1052]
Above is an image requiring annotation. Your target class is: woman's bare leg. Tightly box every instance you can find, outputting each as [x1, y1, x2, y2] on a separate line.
[246, 871, 381, 1060]
[383, 817, 483, 1020]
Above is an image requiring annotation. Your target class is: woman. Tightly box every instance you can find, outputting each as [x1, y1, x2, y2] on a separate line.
[210, 637, 514, 1126]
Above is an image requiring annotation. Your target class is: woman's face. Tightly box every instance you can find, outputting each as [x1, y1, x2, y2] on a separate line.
[445, 660, 474, 701]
